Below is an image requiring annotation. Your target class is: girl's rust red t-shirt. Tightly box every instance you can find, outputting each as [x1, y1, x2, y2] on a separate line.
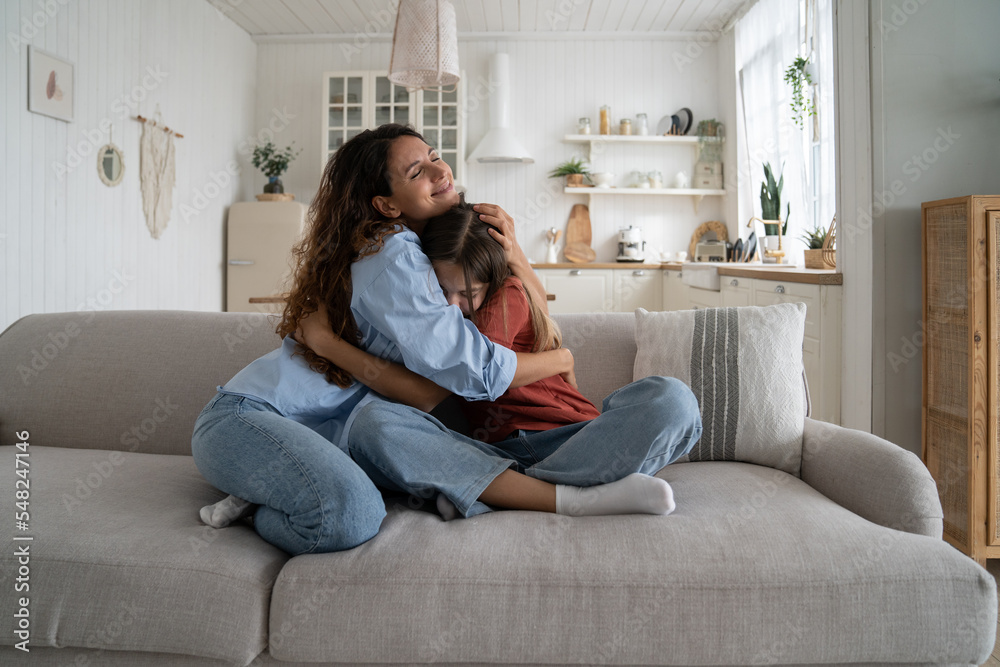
[459, 276, 601, 443]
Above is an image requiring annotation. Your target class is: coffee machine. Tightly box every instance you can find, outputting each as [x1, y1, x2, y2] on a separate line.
[617, 225, 646, 262]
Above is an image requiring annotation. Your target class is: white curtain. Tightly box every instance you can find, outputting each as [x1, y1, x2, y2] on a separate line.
[735, 0, 835, 264]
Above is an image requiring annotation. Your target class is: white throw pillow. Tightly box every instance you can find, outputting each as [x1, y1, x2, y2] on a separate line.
[633, 304, 807, 475]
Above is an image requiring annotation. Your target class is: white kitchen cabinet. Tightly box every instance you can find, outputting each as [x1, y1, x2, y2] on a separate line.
[751, 279, 842, 424]
[535, 266, 842, 424]
[720, 276, 752, 307]
[537, 269, 613, 314]
[686, 286, 722, 310]
[661, 270, 687, 311]
[322, 71, 464, 183]
[613, 268, 662, 313]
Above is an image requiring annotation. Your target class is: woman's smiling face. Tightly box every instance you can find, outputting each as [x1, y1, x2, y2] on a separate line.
[378, 135, 459, 225]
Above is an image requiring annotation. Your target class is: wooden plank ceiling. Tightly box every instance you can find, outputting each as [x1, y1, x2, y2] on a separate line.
[207, 0, 748, 37]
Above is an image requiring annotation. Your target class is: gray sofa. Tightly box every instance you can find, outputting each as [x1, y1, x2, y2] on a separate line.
[0, 309, 996, 666]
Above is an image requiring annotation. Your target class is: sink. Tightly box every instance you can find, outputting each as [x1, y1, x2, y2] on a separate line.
[680, 262, 721, 291]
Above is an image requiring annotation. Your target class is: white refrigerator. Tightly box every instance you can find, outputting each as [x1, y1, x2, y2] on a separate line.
[226, 201, 308, 313]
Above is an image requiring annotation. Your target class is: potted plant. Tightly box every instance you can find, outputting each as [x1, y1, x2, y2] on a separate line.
[548, 157, 591, 188]
[800, 220, 836, 269]
[760, 162, 790, 240]
[784, 56, 816, 129]
[252, 141, 302, 195]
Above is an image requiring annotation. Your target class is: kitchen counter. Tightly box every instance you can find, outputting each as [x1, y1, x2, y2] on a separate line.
[531, 262, 843, 285]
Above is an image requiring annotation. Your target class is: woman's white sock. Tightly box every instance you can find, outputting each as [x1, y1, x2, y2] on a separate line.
[555, 473, 676, 517]
[200, 494, 256, 528]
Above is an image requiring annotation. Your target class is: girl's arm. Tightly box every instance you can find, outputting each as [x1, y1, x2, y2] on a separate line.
[474, 203, 550, 316]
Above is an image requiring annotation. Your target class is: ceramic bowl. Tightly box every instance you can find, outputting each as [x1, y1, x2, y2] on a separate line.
[590, 172, 615, 188]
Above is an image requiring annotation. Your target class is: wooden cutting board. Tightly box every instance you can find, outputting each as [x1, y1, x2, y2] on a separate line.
[565, 204, 592, 247]
[564, 241, 597, 264]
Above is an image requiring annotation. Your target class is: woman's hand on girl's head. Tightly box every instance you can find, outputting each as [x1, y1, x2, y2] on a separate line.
[474, 203, 527, 267]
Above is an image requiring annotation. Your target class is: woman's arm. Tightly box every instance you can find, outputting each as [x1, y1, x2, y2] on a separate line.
[297, 307, 451, 412]
[475, 203, 550, 316]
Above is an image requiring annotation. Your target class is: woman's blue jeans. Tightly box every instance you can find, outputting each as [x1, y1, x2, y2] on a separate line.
[191, 393, 386, 555]
[348, 376, 702, 518]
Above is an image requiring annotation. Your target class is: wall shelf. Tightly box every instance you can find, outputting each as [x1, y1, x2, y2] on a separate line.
[564, 187, 726, 196]
[564, 134, 723, 145]
[562, 134, 725, 213]
[564, 186, 726, 213]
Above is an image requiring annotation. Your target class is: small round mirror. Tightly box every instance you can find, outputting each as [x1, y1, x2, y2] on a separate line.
[98, 143, 124, 187]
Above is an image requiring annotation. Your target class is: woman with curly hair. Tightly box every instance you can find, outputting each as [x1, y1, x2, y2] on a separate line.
[192, 125, 593, 555]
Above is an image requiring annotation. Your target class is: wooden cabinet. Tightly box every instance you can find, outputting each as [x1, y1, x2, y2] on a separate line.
[921, 195, 1000, 565]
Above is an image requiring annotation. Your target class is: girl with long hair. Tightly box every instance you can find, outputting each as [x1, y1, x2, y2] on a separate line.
[296, 198, 702, 521]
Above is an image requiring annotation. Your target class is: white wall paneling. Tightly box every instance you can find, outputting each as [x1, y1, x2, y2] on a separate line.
[255, 36, 723, 264]
[1, 0, 257, 332]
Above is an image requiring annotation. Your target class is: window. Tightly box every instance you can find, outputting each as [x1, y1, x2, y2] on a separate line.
[322, 71, 465, 184]
[735, 0, 835, 260]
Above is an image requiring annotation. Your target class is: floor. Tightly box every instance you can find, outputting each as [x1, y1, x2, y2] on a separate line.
[982, 560, 1000, 666]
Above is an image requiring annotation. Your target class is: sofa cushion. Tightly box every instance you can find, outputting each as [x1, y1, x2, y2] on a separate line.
[0, 445, 288, 665]
[633, 304, 807, 475]
[552, 312, 637, 408]
[0, 311, 281, 455]
[267, 462, 995, 665]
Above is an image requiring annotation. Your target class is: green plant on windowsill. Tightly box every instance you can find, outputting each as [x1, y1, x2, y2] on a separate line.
[548, 157, 591, 187]
[760, 162, 789, 236]
[784, 56, 816, 129]
[800, 224, 829, 249]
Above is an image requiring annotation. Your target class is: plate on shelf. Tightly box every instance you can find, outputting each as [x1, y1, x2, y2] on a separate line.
[656, 115, 675, 136]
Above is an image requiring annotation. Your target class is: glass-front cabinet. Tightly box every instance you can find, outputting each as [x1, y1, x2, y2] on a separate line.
[322, 71, 464, 183]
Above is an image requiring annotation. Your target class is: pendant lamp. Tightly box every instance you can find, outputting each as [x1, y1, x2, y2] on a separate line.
[388, 0, 460, 91]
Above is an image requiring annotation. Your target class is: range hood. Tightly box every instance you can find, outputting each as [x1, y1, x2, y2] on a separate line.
[467, 53, 534, 164]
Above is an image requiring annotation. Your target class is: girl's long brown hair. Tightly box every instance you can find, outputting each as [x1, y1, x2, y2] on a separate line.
[421, 198, 562, 352]
[276, 124, 425, 387]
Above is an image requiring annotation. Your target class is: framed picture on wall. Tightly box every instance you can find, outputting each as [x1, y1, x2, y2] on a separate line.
[28, 46, 74, 122]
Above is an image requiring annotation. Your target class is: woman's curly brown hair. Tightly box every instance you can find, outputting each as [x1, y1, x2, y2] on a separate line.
[276, 124, 425, 387]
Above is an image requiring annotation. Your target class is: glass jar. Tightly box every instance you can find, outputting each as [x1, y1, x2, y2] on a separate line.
[628, 170, 644, 188]
[577, 117, 591, 135]
[619, 118, 632, 135]
[635, 113, 649, 136]
[647, 170, 663, 188]
[599, 105, 610, 135]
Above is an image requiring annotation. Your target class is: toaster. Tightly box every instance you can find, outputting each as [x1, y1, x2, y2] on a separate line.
[695, 240, 727, 262]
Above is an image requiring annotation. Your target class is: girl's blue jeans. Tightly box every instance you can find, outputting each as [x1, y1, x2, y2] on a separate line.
[348, 376, 702, 518]
[191, 393, 386, 555]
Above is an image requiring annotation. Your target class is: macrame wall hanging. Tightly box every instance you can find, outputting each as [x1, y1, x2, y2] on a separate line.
[134, 108, 183, 239]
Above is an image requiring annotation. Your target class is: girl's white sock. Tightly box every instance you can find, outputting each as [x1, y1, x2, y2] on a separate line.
[436, 494, 461, 521]
[200, 494, 256, 528]
[555, 473, 676, 517]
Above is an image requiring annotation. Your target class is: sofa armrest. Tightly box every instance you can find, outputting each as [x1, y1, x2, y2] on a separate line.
[799, 418, 943, 538]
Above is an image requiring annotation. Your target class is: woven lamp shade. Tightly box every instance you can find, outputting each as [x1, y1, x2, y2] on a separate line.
[388, 0, 460, 90]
